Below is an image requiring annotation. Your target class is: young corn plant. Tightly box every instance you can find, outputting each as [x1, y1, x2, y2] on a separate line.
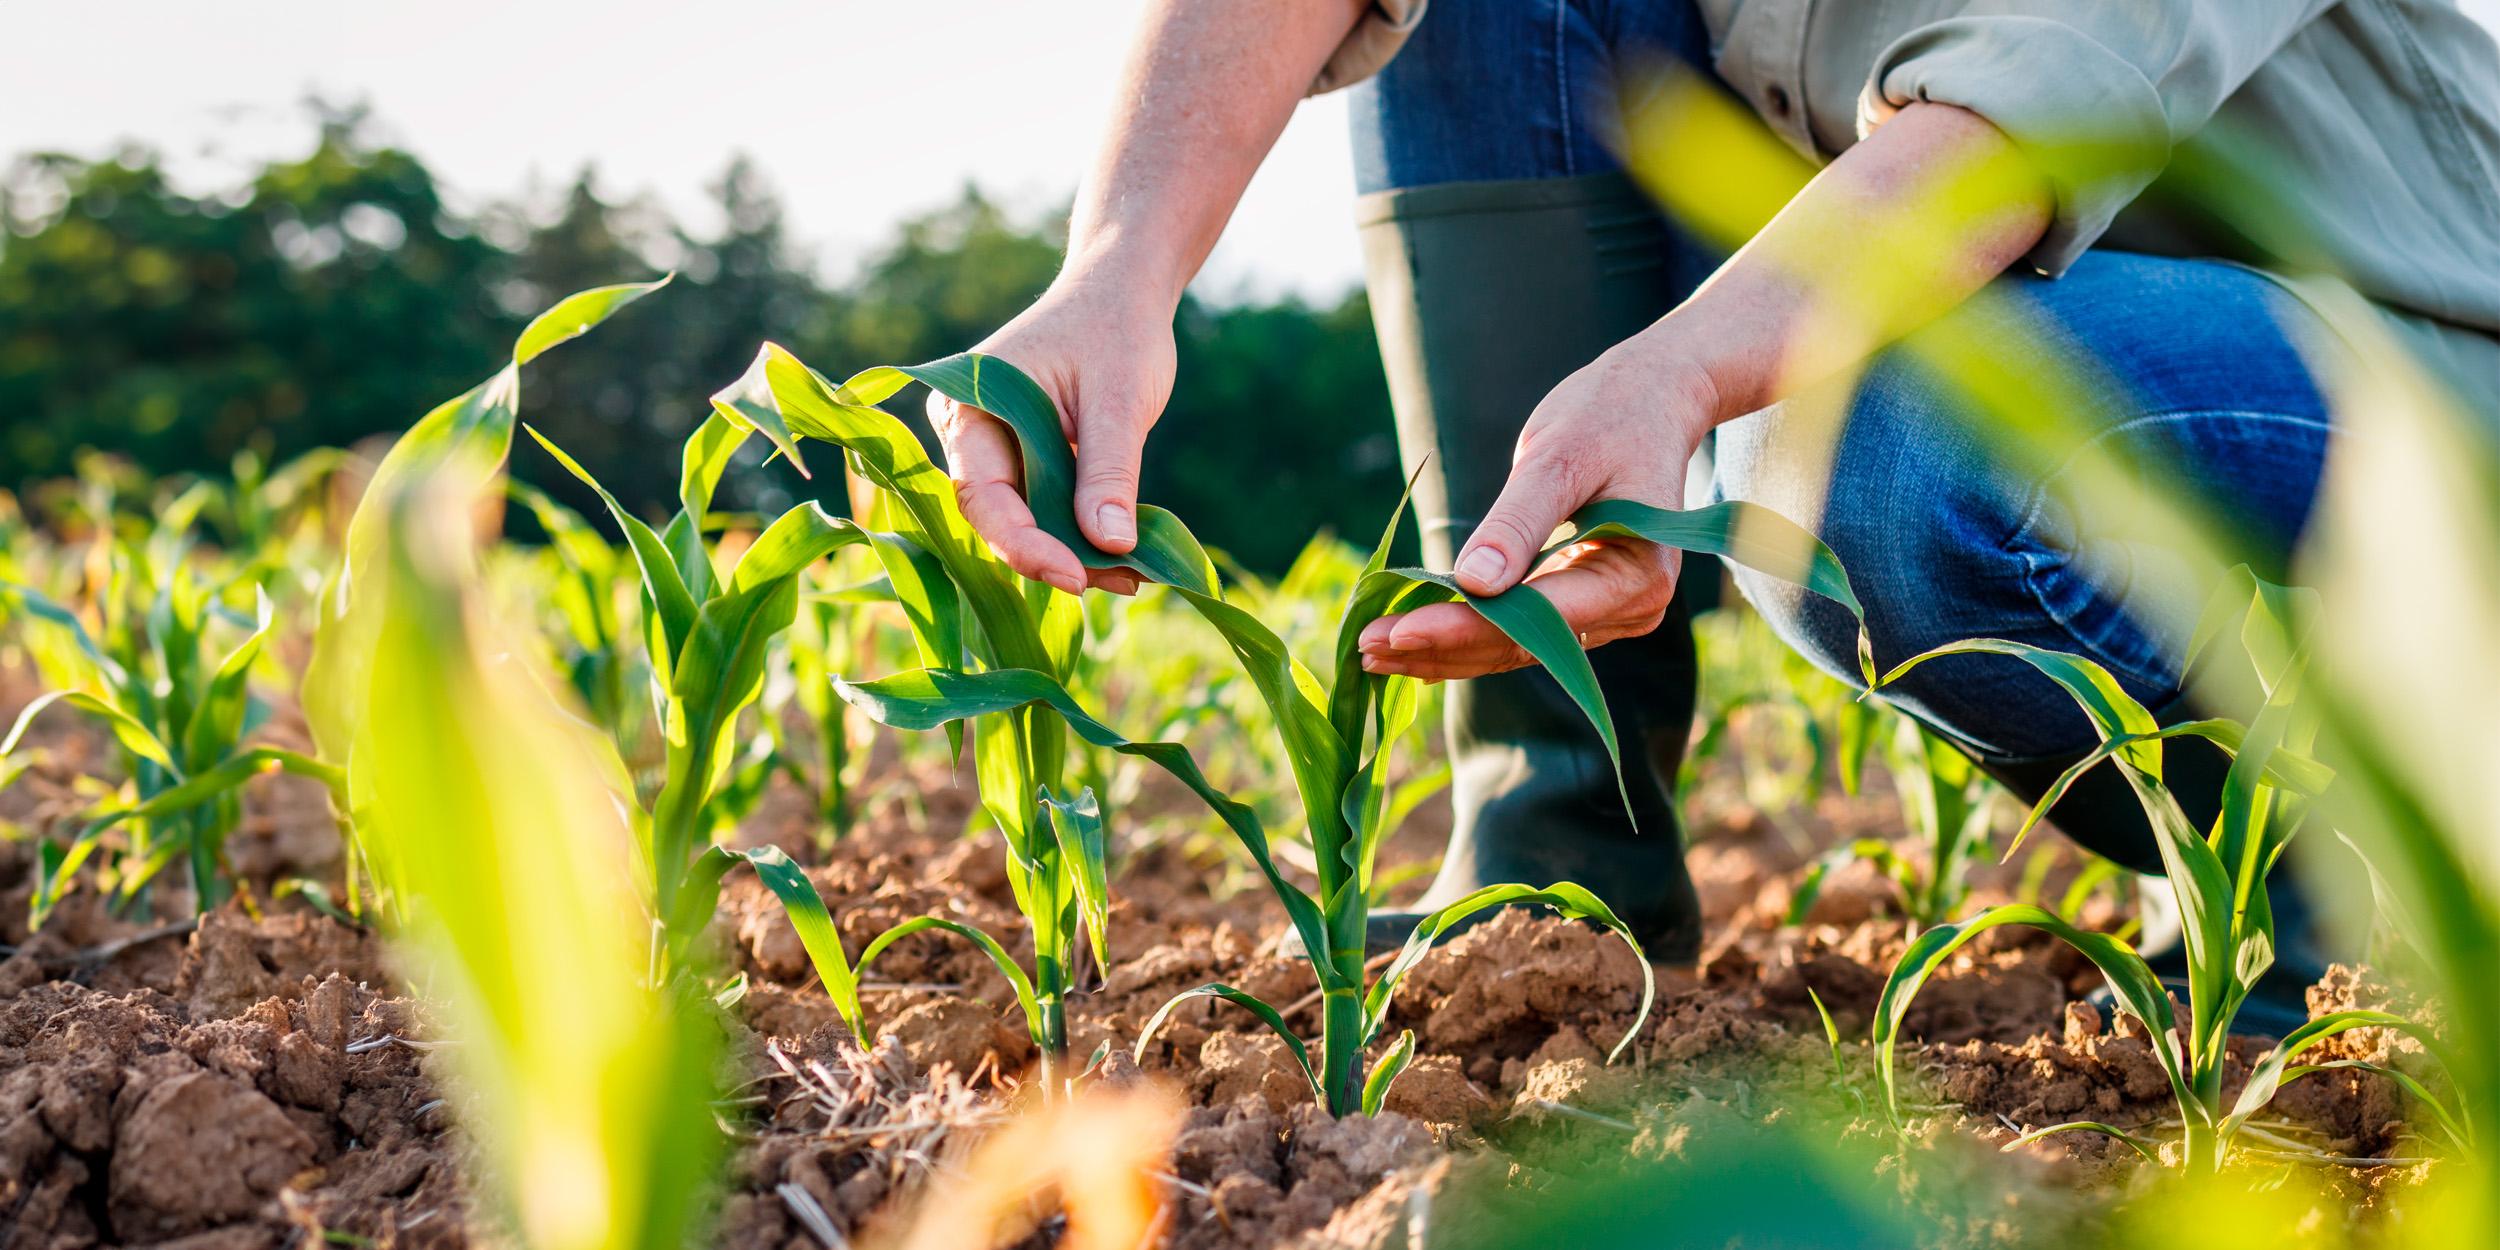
[668, 345, 1139, 1088]
[1866, 569, 2468, 1172]
[303, 276, 672, 922]
[358, 442, 724, 1250]
[0, 499, 342, 924]
[522, 399, 966, 987]
[1787, 717, 1998, 933]
[778, 352, 1877, 1114]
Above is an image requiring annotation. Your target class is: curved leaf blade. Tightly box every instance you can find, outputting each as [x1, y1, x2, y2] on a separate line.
[513, 276, 670, 366]
[1364, 882, 1654, 1062]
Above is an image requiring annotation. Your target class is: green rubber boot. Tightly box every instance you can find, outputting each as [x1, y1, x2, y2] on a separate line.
[1352, 172, 1710, 963]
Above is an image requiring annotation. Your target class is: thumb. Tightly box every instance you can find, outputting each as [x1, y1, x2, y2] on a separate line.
[1072, 395, 1152, 554]
[1454, 455, 1581, 595]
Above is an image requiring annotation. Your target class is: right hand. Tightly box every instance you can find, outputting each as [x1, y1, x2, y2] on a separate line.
[930, 274, 1175, 596]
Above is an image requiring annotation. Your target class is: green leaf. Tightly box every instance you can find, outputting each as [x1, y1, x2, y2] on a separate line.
[1393, 569, 1634, 828]
[717, 346, 1052, 676]
[725, 503, 868, 595]
[1341, 672, 1422, 891]
[512, 276, 670, 365]
[1134, 983, 1322, 1103]
[526, 425, 701, 664]
[0, 582, 128, 687]
[1364, 882, 1655, 1062]
[830, 666, 1337, 988]
[1872, 904, 2189, 1123]
[735, 846, 865, 1039]
[2, 690, 177, 773]
[860, 531, 964, 671]
[1362, 1030, 1418, 1116]
[1550, 499, 1863, 619]
[2000, 1121, 2163, 1163]
[677, 411, 759, 540]
[860, 916, 1043, 1046]
[1878, 639, 2163, 777]
[2220, 1009, 2465, 1147]
[182, 585, 273, 774]
[1042, 788, 1111, 969]
[899, 353, 1219, 595]
[1548, 498, 1872, 683]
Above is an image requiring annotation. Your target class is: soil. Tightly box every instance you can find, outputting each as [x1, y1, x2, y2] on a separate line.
[0, 685, 2452, 1249]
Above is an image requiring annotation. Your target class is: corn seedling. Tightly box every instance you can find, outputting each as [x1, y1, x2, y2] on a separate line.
[1786, 718, 1998, 932]
[303, 277, 670, 921]
[523, 396, 970, 989]
[671, 345, 1154, 1086]
[0, 491, 342, 923]
[360, 457, 723, 1250]
[1867, 569, 2466, 1172]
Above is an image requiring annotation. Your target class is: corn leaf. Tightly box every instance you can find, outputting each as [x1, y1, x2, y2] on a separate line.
[1043, 788, 1111, 969]
[1134, 984, 1321, 1102]
[526, 426, 701, 665]
[1872, 904, 2190, 1123]
[2221, 1009, 2463, 1145]
[735, 845, 866, 1039]
[513, 276, 671, 365]
[862, 916, 1043, 1043]
[2000, 1121, 2162, 1163]
[861, 531, 963, 670]
[181, 585, 273, 774]
[1547, 498, 1871, 683]
[1878, 639, 2164, 777]
[896, 353, 1219, 595]
[1364, 882, 1655, 1061]
[1361, 1030, 1418, 1116]
[831, 666, 1337, 988]
[1, 690, 176, 773]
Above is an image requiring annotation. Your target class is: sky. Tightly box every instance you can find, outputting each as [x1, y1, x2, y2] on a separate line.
[8, 1, 2499, 305]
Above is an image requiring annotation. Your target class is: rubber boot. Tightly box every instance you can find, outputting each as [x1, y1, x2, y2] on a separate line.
[1976, 701, 2333, 1038]
[1351, 173, 1716, 963]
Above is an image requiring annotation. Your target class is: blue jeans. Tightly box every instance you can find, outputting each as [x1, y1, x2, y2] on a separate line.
[1348, 0, 2337, 869]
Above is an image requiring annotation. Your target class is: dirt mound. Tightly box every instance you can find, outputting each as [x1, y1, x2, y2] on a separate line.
[0, 911, 460, 1249]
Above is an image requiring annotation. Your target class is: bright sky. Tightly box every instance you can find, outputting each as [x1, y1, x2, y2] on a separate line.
[8, 1, 2500, 305]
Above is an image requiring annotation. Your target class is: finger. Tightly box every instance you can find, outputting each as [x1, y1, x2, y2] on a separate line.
[1090, 568, 1142, 596]
[1364, 601, 1511, 655]
[1451, 450, 1586, 597]
[1360, 649, 1535, 680]
[934, 397, 1086, 595]
[1071, 393, 1152, 555]
[1514, 545, 1679, 642]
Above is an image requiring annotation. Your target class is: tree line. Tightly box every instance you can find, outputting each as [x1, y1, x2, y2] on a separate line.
[0, 117, 1408, 572]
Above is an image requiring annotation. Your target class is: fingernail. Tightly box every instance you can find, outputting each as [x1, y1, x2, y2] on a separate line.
[1096, 502, 1135, 547]
[1456, 546, 1505, 589]
[1361, 655, 1386, 673]
[1049, 571, 1085, 596]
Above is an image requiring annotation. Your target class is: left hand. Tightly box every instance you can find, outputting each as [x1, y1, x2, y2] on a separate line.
[1357, 335, 1719, 680]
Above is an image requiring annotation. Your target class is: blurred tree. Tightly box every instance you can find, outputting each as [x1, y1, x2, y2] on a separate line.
[0, 122, 1406, 572]
[0, 114, 516, 483]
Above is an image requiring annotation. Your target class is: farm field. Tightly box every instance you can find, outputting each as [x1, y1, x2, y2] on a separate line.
[0, 285, 2487, 1250]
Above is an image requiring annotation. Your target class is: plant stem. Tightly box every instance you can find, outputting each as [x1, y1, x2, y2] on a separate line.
[1321, 986, 1365, 1117]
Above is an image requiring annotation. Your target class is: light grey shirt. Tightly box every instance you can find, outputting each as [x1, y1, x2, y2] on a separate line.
[1321, 0, 2500, 410]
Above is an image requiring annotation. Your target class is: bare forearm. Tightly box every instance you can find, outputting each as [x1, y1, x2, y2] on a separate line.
[1064, 0, 1369, 308]
[1642, 102, 2055, 427]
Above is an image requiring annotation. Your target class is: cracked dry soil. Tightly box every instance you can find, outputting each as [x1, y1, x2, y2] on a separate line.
[0, 734, 2451, 1249]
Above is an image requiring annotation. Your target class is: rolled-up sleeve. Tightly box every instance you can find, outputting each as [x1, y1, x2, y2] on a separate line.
[1861, 4, 2332, 275]
[1309, 0, 1428, 97]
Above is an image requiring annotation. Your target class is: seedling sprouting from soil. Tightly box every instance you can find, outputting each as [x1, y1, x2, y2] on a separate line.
[1867, 569, 2468, 1171]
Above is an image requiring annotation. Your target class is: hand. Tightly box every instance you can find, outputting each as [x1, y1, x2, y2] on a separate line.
[930, 274, 1174, 596]
[1357, 337, 1718, 680]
